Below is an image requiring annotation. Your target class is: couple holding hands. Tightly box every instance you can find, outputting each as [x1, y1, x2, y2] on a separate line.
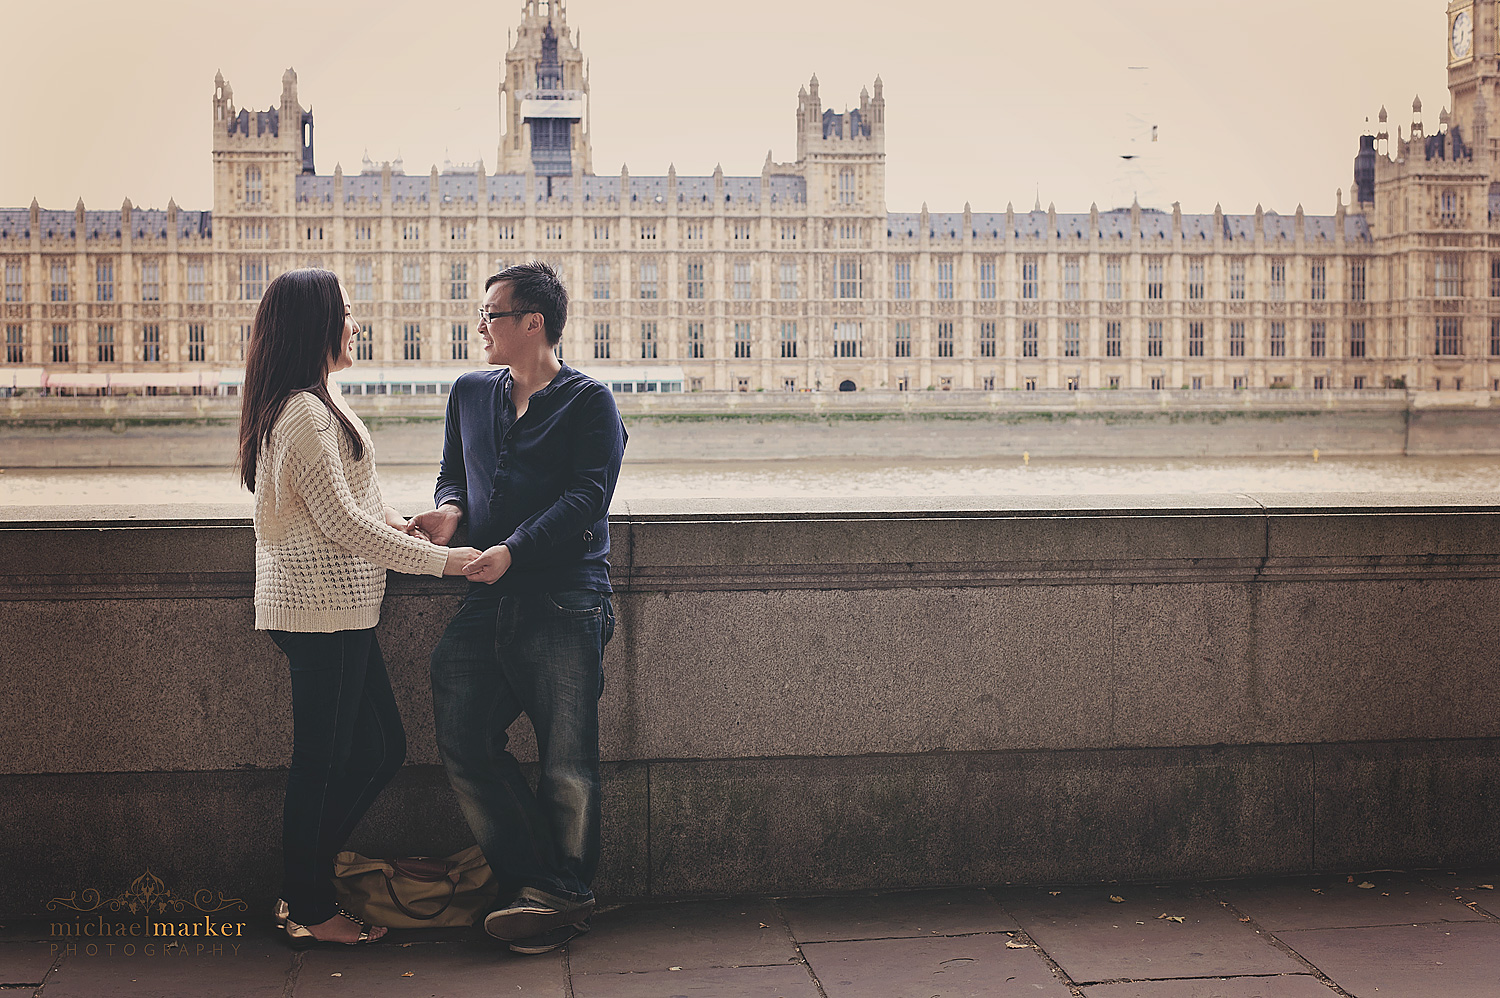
[238, 262, 625, 955]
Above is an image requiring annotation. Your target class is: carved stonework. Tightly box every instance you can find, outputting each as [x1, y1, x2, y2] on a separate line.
[684, 301, 706, 315]
[779, 301, 801, 316]
[187, 304, 210, 317]
[1146, 301, 1165, 315]
[892, 301, 913, 314]
[3, 305, 22, 319]
[1020, 301, 1040, 315]
[1269, 302, 1287, 315]
[1187, 301, 1206, 315]
[48, 304, 72, 319]
[399, 303, 422, 316]
[140, 305, 161, 319]
[836, 301, 864, 315]
[90, 304, 119, 319]
[1310, 302, 1328, 315]
[935, 301, 955, 315]
[1064, 302, 1082, 315]
[1104, 302, 1124, 315]
[731, 301, 753, 315]
[978, 302, 998, 315]
[1229, 302, 1247, 314]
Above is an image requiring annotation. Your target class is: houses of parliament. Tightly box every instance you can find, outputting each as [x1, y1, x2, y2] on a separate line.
[4, 0, 1500, 395]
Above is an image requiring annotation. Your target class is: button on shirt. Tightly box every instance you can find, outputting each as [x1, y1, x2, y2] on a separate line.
[435, 364, 626, 598]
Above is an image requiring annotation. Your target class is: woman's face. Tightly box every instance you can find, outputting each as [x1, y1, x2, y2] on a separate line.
[331, 284, 357, 374]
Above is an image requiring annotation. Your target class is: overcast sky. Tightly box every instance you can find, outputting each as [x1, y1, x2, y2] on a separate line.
[0, 0, 1453, 216]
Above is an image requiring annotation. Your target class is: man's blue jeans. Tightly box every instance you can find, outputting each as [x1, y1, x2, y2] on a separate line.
[430, 589, 613, 906]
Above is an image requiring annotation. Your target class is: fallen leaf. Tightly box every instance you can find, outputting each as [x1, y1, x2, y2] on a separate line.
[1156, 914, 1184, 923]
[330, 973, 341, 978]
[758, 922, 769, 929]
[669, 967, 682, 971]
[1311, 888, 1323, 894]
[1109, 896, 1124, 903]
[401, 972, 414, 978]
[1358, 882, 1375, 889]
[1480, 885, 1495, 890]
[1004, 939, 1027, 949]
[1347, 876, 1355, 883]
[1048, 891, 1061, 896]
[1239, 917, 1252, 922]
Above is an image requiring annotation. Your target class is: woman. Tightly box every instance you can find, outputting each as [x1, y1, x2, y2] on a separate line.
[238, 268, 479, 947]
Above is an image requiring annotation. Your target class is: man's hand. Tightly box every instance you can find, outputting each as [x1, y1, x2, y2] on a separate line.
[406, 504, 463, 546]
[462, 544, 512, 585]
[442, 546, 483, 576]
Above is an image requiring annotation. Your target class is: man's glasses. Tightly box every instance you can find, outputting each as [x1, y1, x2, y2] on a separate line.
[477, 308, 533, 324]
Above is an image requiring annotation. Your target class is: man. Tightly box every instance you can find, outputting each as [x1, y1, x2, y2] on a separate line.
[407, 261, 626, 955]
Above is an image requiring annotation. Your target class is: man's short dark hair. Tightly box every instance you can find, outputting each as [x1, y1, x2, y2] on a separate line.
[486, 261, 568, 346]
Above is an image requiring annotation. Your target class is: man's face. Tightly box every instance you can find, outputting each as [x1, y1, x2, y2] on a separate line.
[478, 282, 522, 366]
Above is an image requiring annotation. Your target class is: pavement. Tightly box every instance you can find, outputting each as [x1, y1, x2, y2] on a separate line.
[3, 869, 1498, 997]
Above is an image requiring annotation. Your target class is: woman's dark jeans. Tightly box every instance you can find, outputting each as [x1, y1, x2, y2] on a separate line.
[268, 628, 406, 926]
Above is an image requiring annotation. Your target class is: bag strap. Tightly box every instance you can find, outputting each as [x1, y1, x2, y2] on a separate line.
[382, 871, 458, 921]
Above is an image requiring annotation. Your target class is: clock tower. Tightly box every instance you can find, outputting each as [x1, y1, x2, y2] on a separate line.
[1449, 0, 1496, 165]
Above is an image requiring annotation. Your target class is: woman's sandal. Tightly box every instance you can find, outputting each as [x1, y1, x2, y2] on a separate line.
[272, 898, 289, 929]
[283, 906, 385, 949]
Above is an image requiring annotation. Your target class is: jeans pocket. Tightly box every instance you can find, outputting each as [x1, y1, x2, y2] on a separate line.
[545, 589, 604, 618]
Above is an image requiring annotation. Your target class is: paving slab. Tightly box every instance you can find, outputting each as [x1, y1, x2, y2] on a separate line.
[1276, 921, 1500, 998]
[568, 900, 798, 976]
[38, 931, 290, 998]
[0, 941, 54, 986]
[1425, 869, 1500, 918]
[997, 885, 1303, 985]
[802, 934, 1073, 998]
[1082, 975, 1334, 998]
[573, 964, 820, 998]
[779, 888, 1018, 942]
[1212, 873, 1484, 930]
[296, 938, 564, 997]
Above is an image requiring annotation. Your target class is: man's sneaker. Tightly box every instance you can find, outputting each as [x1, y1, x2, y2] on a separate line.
[507, 919, 590, 955]
[483, 890, 595, 942]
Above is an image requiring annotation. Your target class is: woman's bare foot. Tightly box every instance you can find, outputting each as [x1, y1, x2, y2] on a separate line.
[306, 913, 386, 944]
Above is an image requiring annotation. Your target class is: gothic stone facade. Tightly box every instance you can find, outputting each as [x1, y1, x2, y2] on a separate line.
[4, 0, 1500, 393]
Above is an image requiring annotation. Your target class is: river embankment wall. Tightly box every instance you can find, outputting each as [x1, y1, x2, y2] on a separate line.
[3, 389, 1499, 466]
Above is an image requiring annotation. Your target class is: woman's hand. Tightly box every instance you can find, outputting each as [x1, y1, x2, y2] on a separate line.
[383, 506, 408, 531]
[442, 546, 483, 576]
[461, 544, 512, 585]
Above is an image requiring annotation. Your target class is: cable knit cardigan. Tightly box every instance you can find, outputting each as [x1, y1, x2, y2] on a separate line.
[253, 389, 448, 632]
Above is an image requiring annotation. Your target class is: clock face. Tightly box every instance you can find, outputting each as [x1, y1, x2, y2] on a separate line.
[1453, 8, 1473, 60]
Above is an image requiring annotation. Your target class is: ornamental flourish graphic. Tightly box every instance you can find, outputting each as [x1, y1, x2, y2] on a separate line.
[47, 869, 247, 916]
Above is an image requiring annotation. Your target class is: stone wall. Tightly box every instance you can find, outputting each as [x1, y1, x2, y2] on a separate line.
[1, 495, 1499, 914]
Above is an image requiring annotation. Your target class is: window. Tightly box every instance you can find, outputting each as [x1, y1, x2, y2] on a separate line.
[235, 323, 249, 361]
[1233, 376, 1248, 390]
[355, 326, 373, 361]
[593, 261, 611, 300]
[984, 375, 997, 391]
[897, 375, 911, 391]
[1436, 317, 1463, 356]
[1310, 321, 1326, 358]
[1021, 257, 1039, 299]
[49, 261, 69, 301]
[1350, 321, 1366, 358]
[1191, 376, 1204, 390]
[592, 222, 611, 242]
[1105, 321, 1121, 357]
[780, 322, 798, 358]
[1063, 257, 1081, 300]
[239, 259, 264, 300]
[638, 223, 656, 242]
[777, 222, 797, 243]
[1107, 376, 1120, 390]
[892, 259, 911, 299]
[689, 377, 704, 392]
[187, 323, 205, 362]
[783, 377, 797, 391]
[688, 322, 704, 359]
[1351, 260, 1366, 301]
[732, 261, 752, 300]
[1146, 257, 1164, 299]
[1187, 258, 1204, 300]
[450, 323, 468, 361]
[1353, 376, 1367, 389]
[245, 166, 262, 205]
[936, 322, 954, 358]
[353, 221, 373, 242]
[1188, 321, 1205, 357]
[1269, 322, 1286, 357]
[4, 260, 23, 301]
[402, 222, 422, 244]
[95, 260, 114, 301]
[1022, 320, 1039, 357]
[1229, 321, 1246, 357]
[1229, 258, 1246, 300]
[1025, 377, 1038, 391]
[640, 261, 659, 299]
[1150, 376, 1165, 390]
[95, 324, 115, 362]
[544, 223, 564, 243]
[685, 261, 704, 300]
[496, 223, 516, 242]
[403, 323, 421, 361]
[353, 260, 374, 301]
[450, 223, 467, 243]
[187, 260, 206, 302]
[1441, 188, 1458, 223]
[838, 258, 862, 299]
[640, 322, 657, 360]
[1310, 260, 1327, 301]
[1492, 258, 1500, 298]
[448, 262, 468, 301]
[4, 324, 22, 363]
[593, 322, 611, 359]
[737, 377, 751, 392]
[1269, 258, 1286, 300]
[1147, 321, 1163, 357]
[834, 322, 863, 358]
[1105, 257, 1122, 300]
[51, 323, 69, 363]
[839, 167, 855, 204]
[979, 321, 996, 358]
[1492, 319, 1500, 357]
[732, 221, 751, 242]
[734, 322, 752, 358]
[894, 321, 911, 358]
[141, 324, 160, 362]
[779, 261, 798, 299]
[141, 260, 161, 302]
[1063, 321, 1080, 358]
[979, 259, 996, 300]
[1436, 254, 1463, 297]
[401, 260, 422, 300]
[936, 258, 955, 299]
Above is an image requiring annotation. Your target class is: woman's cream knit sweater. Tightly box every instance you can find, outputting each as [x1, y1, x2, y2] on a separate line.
[253, 389, 449, 632]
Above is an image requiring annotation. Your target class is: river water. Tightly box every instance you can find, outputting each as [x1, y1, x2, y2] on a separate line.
[2, 456, 1498, 508]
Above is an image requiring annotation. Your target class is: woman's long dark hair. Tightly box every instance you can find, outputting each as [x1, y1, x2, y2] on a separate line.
[238, 268, 363, 491]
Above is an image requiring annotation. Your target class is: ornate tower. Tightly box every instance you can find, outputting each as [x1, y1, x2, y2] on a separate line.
[211, 68, 312, 217]
[1448, 0, 1498, 168]
[794, 74, 887, 214]
[497, 0, 592, 180]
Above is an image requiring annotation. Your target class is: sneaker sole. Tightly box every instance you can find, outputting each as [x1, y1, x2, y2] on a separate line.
[507, 922, 590, 955]
[484, 902, 594, 942]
